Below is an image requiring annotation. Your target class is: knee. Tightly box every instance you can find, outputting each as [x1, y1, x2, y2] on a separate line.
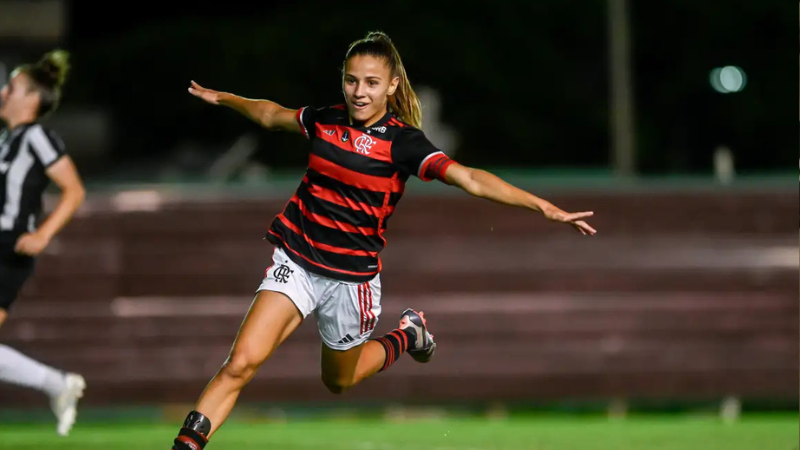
[221, 350, 260, 384]
[321, 374, 354, 395]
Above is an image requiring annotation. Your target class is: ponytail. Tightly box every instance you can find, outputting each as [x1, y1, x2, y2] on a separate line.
[384, 40, 422, 129]
[345, 31, 423, 129]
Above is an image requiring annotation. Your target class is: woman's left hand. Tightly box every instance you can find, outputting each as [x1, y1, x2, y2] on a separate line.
[15, 232, 51, 256]
[542, 206, 596, 236]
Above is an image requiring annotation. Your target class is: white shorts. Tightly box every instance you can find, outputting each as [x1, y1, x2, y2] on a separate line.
[257, 247, 381, 350]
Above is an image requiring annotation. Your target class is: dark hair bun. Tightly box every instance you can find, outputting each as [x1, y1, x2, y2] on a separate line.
[36, 49, 70, 89]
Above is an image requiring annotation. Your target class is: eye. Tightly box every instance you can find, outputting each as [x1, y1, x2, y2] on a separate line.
[369, 81, 378, 86]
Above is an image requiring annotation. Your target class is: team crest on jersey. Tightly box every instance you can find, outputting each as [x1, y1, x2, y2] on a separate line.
[354, 135, 375, 155]
[341, 131, 349, 142]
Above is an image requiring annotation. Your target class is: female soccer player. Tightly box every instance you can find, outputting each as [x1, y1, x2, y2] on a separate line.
[172, 31, 595, 449]
[0, 49, 87, 436]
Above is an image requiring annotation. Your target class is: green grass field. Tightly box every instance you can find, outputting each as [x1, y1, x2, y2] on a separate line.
[1, 414, 797, 450]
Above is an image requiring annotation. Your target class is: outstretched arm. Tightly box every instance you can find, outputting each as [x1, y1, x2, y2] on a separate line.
[188, 81, 302, 133]
[443, 163, 596, 235]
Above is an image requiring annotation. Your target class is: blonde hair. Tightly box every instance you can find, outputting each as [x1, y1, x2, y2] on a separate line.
[344, 31, 423, 128]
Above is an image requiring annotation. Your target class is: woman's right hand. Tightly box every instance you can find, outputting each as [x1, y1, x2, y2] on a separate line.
[188, 80, 222, 105]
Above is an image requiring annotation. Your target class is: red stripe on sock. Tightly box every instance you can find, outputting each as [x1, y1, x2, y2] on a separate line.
[387, 338, 396, 367]
[177, 436, 202, 450]
[391, 330, 408, 351]
[377, 337, 393, 371]
[180, 428, 208, 443]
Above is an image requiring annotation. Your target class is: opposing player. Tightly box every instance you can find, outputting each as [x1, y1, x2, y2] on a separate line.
[0, 50, 87, 436]
[172, 31, 595, 449]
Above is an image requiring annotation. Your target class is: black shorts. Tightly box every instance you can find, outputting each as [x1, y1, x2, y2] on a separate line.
[0, 243, 35, 312]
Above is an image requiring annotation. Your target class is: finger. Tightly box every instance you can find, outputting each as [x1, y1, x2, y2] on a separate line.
[188, 89, 209, 101]
[188, 81, 205, 95]
[575, 221, 596, 235]
[564, 211, 593, 221]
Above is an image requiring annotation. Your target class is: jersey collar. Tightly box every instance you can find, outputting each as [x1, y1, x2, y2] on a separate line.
[348, 110, 393, 130]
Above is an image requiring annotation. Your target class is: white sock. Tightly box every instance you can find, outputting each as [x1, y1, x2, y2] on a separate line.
[0, 344, 66, 398]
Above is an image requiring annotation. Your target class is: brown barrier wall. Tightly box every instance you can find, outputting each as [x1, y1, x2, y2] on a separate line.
[0, 189, 796, 406]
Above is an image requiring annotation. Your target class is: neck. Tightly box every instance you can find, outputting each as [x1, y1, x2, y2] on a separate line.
[350, 107, 388, 128]
[5, 114, 36, 131]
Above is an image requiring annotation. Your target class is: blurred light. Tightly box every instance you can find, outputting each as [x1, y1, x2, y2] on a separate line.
[113, 190, 163, 212]
[710, 66, 747, 93]
[720, 66, 746, 92]
[714, 146, 735, 185]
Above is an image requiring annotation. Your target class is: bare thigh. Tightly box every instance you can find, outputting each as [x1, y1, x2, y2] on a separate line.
[228, 289, 304, 371]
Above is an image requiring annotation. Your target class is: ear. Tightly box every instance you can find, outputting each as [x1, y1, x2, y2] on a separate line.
[387, 76, 400, 96]
[23, 89, 41, 110]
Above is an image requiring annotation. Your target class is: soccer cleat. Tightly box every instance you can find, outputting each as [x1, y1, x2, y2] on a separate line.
[399, 308, 436, 363]
[50, 372, 86, 436]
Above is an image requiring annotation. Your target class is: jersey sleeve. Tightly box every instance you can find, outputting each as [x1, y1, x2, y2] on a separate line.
[28, 125, 66, 168]
[391, 127, 455, 182]
[295, 105, 325, 140]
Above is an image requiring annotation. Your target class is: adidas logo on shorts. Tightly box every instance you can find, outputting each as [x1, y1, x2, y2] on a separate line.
[336, 334, 355, 345]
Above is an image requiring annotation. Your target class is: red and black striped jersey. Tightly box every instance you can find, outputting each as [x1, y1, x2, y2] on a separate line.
[266, 104, 454, 283]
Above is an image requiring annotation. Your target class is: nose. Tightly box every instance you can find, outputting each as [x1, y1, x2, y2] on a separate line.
[353, 82, 366, 98]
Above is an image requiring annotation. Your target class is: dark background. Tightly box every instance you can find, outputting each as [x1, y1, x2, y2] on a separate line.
[37, 0, 791, 180]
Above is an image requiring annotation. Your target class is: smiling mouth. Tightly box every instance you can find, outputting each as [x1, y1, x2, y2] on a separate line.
[351, 101, 369, 110]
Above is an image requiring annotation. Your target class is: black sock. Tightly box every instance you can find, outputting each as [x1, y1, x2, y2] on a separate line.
[374, 328, 417, 372]
[172, 410, 211, 450]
